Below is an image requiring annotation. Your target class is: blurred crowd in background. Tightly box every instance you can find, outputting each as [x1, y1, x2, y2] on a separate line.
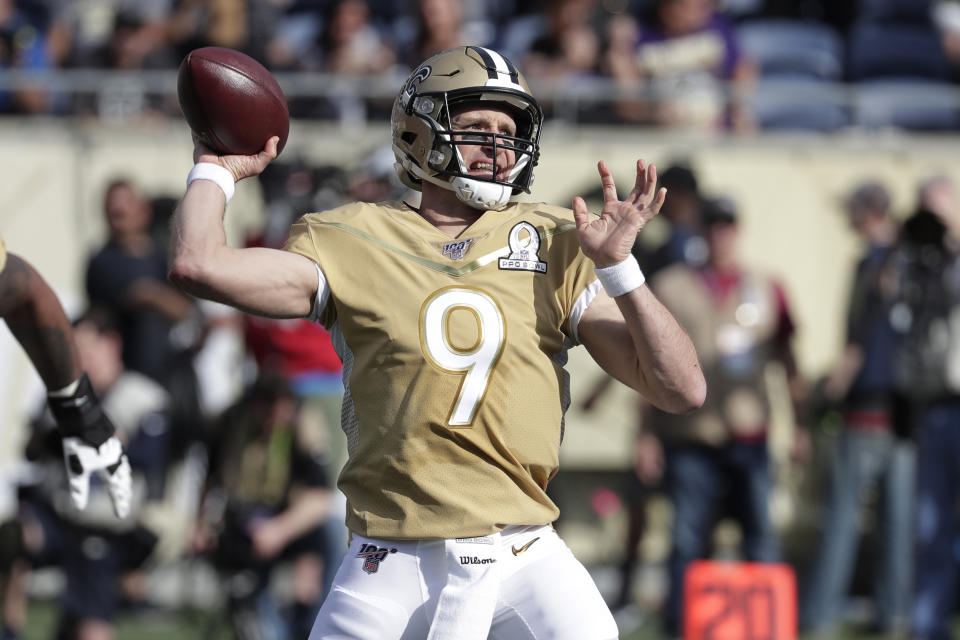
[2, 0, 960, 129]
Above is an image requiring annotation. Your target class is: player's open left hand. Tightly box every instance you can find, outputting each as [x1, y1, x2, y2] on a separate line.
[573, 159, 667, 268]
[192, 134, 279, 182]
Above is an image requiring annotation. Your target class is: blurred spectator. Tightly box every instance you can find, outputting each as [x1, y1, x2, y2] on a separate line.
[109, 4, 174, 70]
[397, 0, 482, 70]
[318, 0, 394, 74]
[933, 0, 960, 81]
[45, 0, 172, 69]
[85, 178, 197, 386]
[246, 158, 349, 596]
[87, 3, 180, 119]
[801, 180, 914, 636]
[21, 306, 170, 640]
[0, 0, 56, 114]
[579, 385, 660, 615]
[260, 0, 328, 70]
[885, 175, 960, 640]
[611, 0, 756, 130]
[349, 144, 411, 203]
[601, 9, 642, 101]
[634, 162, 707, 278]
[643, 196, 806, 636]
[192, 372, 332, 640]
[522, 0, 600, 81]
[300, 0, 395, 121]
[167, 0, 252, 60]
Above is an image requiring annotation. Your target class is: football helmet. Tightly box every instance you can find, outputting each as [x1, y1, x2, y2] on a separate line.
[391, 46, 543, 210]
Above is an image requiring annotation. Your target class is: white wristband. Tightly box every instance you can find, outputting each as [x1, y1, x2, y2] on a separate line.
[595, 255, 646, 297]
[187, 163, 236, 204]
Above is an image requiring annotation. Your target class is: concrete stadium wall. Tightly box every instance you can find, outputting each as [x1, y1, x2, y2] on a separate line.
[1, 118, 958, 470]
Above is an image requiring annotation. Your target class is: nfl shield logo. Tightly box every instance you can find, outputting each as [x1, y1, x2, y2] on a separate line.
[442, 239, 473, 261]
[357, 543, 397, 574]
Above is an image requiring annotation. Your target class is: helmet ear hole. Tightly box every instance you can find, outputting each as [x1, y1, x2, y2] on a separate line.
[400, 131, 417, 145]
[428, 149, 449, 169]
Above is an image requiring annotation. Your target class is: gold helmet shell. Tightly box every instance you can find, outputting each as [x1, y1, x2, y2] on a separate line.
[391, 46, 543, 210]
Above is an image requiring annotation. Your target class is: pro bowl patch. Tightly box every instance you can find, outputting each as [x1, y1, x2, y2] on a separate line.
[499, 221, 546, 273]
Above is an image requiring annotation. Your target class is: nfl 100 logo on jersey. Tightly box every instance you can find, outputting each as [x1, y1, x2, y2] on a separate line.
[499, 221, 547, 273]
[442, 238, 473, 261]
[357, 543, 398, 574]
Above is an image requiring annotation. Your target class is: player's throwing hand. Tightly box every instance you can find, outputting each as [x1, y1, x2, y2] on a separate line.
[573, 159, 667, 268]
[192, 134, 280, 182]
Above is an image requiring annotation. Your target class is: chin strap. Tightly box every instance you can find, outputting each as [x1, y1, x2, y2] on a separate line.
[450, 176, 512, 210]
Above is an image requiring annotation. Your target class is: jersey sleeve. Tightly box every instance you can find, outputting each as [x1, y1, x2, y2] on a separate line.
[556, 223, 601, 344]
[282, 216, 335, 327]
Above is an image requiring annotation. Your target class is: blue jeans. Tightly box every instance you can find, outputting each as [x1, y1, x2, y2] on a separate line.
[912, 400, 960, 640]
[664, 442, 779, 635]
[801, 428, 915, 632]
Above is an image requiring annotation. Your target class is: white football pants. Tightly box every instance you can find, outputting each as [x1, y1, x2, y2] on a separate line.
[309, 524, 618, 639]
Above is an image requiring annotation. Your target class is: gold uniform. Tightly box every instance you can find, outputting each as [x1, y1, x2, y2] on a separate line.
[284, 201, 599, 540]
[0, 234, 6, 274]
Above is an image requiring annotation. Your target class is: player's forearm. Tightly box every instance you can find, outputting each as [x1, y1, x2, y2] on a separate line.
[583, 285, 704, 413]
[169, 178, 228, 286]
[617, 285, 705, 413]
[0, 254, 82, 389]
[169, 181, 314, 318]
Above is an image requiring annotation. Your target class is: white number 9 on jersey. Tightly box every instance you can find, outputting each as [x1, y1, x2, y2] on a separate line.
[420, 287, 505, 426]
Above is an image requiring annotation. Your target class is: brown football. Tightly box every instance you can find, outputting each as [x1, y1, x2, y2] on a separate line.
[177, 47, 289, 156]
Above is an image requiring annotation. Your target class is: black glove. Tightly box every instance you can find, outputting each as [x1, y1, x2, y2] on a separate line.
[47, 372, 114, 446]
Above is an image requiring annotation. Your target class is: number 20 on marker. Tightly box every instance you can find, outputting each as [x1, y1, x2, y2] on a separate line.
[684, 561, 797, 640]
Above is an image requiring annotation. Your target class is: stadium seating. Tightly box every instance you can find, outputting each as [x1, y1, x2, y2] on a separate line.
[855, 78, 960, 130]
[857, 0, 936, 24]
[738, 19, 845, 80]
[847, 22, 951, 81]
[748, 76, 851, 131]
[737, 19, 850, 130]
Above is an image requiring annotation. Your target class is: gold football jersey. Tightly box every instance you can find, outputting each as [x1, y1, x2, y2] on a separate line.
[0, 234, 6, 274]
[284, 201, 599, 539]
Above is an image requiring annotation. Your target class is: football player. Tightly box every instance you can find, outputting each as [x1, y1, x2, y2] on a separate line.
[0, 236, 131, 518]
[170, 46, 705, 639]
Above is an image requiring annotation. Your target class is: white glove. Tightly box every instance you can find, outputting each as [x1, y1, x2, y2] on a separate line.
[62, 436, 132, 519]
[48, 373, 132, 519]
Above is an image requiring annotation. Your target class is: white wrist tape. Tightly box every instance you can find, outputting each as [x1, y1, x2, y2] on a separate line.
[187, 163, 236, 204]
[595, 255, 646, 297]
